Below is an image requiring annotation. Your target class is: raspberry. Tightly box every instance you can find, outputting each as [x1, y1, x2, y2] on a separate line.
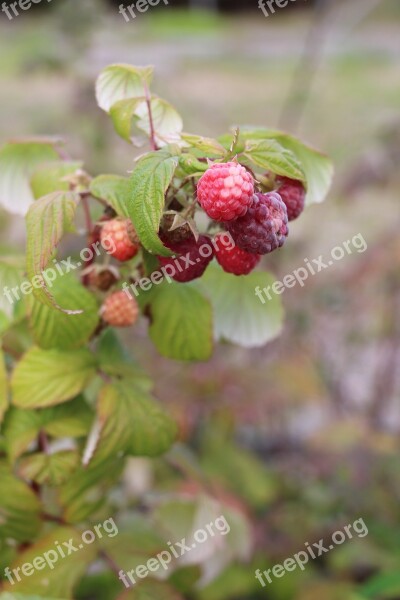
[160, 213, 193, 245]
[87, 266, 119, 291]
[100, 218, 139, 262]
[214, 234, 261, 276]
[276, 176, 306, 221]
[227, 192, 288, 255]
[197, 162, 254, 222]
[101, 290, 139, 327]
[158, 235, 214, 282]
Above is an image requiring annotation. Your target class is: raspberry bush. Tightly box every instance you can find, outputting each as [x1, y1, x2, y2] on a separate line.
[0, 64, 333, 598]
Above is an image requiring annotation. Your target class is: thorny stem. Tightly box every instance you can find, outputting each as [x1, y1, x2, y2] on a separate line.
[144, 82, 158, 152]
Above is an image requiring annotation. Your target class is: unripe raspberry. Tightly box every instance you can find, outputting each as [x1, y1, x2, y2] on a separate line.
[227, 192, 288, 255]
[158, 235, 214, 283]
[276, 176, 306, 221]
[100, 218, 140, 262]
[197, 162, 254, 222]
[101, 291, 139, 327]
[214, 234, 261, 276]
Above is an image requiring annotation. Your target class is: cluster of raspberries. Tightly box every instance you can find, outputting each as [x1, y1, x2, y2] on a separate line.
[196, 162, 305, 275]
[95, 162, 305, 328]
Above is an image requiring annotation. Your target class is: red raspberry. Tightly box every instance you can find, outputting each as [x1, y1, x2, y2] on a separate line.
[214, 234, 261, 275]
[158, 235, 214, 282]
[227, 192, 288, 255]
[100, 218, 139, 262]
[101, 290, 139, 327]
[197, 162, 254, 222]
[276, 176, 306, 221]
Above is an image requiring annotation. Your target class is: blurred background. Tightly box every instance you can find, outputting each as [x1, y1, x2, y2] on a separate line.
[1, 0, 400, 598]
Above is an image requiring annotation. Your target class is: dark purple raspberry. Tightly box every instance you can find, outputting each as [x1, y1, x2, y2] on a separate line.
[158, 235, 214, 283]
[276, 176, 306, 221]
[226, 192, 288, 255]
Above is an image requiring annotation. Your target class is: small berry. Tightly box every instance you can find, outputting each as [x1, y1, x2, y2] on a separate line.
[158, 235, 214, 283]
[197, 162, 254, 222]
[100, 218, 140, 262]
[101, 291, 139, 328]
[87, 266, 119, 291]
[214, 234, 261, 276]
[276, 176, 306, 221]
[160, 213, 193, 245]
[227, 192, 288, 255]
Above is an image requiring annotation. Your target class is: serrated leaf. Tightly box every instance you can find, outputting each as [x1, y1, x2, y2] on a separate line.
[220, 128, 333, 205]
[58, 457, 123, 523]
[3, 398, 93, 462]
[178, 154, 208, 175]
[148, 282, 213, 361]
[2, 527, 96, 597]
[27, 275, 99, 350]
[96, 64, 154, 112]
[0, 461, 41, 542]
[85, 380, 177, 467]
[11, 347, 97, 409]
[31, 161, 83, 199]
[199, 264, 284, 348]
[244, 139, 305, 182]
[90, 174, 130, 217]
[18, 451, 79, 486]
[133, 97, 183, 146]
[0, 140, 60, 216]
[181, 133, 226, 157]
[128, 149, 179, 255]
[25, 191, 81, 313]
[0, 349, 8, 423]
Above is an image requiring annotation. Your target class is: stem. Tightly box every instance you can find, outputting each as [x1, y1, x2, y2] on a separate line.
[144, 82, 158, 151]
[100, 550, 124, 581]
[38, 430, 49, 454]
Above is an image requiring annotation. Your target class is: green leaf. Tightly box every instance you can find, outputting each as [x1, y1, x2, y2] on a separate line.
[243, 139, 305, 182]
[360, 571, 400, 598]
[3, 398, 93, 462]
[181, 133, 226, 157]
[0, 254, 26, 319]
[178, 154, 208, 175]
[148, 282, 213, 361]
[133, 97, 183, 146]
[18, 451, 79, 486]
[90, 174, 130, 217]
[96, 64, 153, 112]
[25, 191, 81, 313]
[31, 161, 83, 199]
[97, 329, 152, 390]
[0, 461, 41, 542]
[11, 347, 97, 408]
[220, 128, 333, 205]
[0, 140, 60, 216]
[58, 457, 123, 523]
[0, 349, 8, 424]
[110, 98, 144, 142]
[2, 527, 97, 597]
[199, 264, 284, 348]
[117, 581, 184, 600]
[128, 149, 179, 255]
[27, 275, 99, 350]
[85, 380, 177, 467]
